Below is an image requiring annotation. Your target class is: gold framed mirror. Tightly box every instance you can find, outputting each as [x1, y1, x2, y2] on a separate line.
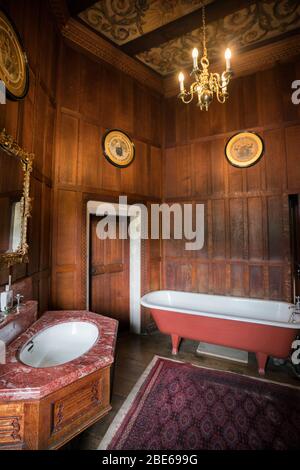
[0, 129, 34, 268]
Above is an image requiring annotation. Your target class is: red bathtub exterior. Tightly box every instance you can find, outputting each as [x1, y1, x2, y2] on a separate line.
[150, 308, 299, 375]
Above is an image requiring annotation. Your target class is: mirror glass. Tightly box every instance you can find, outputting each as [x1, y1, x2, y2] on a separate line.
[0, 147, 24, 255]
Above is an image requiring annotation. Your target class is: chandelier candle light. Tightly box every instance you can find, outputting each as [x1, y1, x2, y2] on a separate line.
[178, 4, 233, 111]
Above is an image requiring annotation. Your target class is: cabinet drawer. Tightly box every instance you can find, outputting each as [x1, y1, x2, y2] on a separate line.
[52, 378, 103, 433]
[0, 404, 24, 446]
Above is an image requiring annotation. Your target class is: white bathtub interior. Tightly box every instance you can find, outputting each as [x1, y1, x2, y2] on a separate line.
[19, 321, 99, 368]
[141, 290, 296, 328]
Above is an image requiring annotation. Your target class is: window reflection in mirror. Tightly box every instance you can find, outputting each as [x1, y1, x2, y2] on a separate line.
[0, 147, 23, 254]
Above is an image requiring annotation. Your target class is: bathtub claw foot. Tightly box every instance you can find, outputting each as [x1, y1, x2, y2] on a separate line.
[171, 335, 181, 356]
[256, 352, 268, 376]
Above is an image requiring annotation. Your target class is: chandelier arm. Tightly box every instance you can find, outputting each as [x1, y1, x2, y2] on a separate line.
[210, 72, 223, 89]
[178, 90, 194, 104]
[209, 74, 228, 104]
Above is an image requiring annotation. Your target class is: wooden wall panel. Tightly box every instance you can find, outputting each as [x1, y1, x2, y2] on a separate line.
[57, 113, 79, 185]
[247, 197, 264, 260]
[55, 272, 77, 310]
[164, 146, 191, 198]
[211, 138, 226, 195]
[163, 58, 300, 302]
[195, 264, 209, 293]
[257, 67, 282, 126]
[242, 74, 258, 129]
[192, 142, 211, 197]
[56, 190, 78, 267]
[229, 199, 244, 260]
[177, 145, 192, 198]
[249, 265, 264, 298]
[212, 264, 226, 295]
[269, 266, 284, 300]
[246, 156, 264, 192]
[79, 120, 102, 189]
[230, 264, 245, 297]
[264, 128, 286, 192]
[59, 46, 81, 112]
[79, 55, 102, 122]
[149, 147, 162, 199]
[228, 164, 243, 195]
[134, 141, 149, 196]
[212, 199, 226, 259]
[286, 125, 300, 191]
[267, 196, 284, 261]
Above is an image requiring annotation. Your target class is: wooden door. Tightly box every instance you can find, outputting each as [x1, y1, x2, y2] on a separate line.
[290, 195, 300, 299]
[90, 215, 130, 330]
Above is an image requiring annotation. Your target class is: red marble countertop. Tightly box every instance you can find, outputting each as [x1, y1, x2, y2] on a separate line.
[0, 301, 38, 346]
[0, 310, 118, 402]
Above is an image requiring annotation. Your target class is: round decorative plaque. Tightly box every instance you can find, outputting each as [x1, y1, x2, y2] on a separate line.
[0, 9, 29, 100]
[225, 131, 264, 168]
[102, 129, 135, 168]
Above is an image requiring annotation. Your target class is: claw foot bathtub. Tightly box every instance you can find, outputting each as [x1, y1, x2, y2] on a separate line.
[141, 291, 300, 375]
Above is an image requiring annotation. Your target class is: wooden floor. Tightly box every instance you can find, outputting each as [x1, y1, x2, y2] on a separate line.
[64, 331, 300, 450]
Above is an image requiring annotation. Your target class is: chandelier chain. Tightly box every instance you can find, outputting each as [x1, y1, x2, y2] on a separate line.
[202, 4, 206, 55]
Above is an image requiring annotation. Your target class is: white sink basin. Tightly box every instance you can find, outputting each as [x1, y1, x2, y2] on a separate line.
[19, 321, 99, 368]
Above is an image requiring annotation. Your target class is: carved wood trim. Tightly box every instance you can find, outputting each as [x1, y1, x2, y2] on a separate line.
[0, 416, 23, 444]
[52, 379, 102, 433]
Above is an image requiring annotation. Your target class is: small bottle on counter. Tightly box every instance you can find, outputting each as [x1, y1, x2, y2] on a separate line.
[0, 276, 13, 313]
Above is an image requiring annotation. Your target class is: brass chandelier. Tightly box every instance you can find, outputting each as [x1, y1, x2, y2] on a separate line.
[177, 4, 233, 111]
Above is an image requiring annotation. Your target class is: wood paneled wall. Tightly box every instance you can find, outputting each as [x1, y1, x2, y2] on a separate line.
[52, 43, 162, 328]
[163, 59, 300, 302]
[0, 0, 58, 314]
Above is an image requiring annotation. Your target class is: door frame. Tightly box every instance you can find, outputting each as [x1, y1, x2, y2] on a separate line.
[87, 200, 142, 334]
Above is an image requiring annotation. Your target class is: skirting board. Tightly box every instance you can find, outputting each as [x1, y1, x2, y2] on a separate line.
[196, 342, 249, 364]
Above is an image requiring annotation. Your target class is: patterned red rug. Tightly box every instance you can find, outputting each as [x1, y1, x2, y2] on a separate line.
[99, 356, 300, 450]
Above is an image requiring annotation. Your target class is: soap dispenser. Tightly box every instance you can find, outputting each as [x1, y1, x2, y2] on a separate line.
[0, 276, 13, 313]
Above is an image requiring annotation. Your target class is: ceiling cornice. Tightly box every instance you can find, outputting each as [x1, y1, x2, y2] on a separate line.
[49, 1, 163, 94]
[163, 33, 300, 98]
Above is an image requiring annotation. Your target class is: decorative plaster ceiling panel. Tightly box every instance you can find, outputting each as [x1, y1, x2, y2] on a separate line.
[136, 0, 300, 75]
[79, 0, 213, 45]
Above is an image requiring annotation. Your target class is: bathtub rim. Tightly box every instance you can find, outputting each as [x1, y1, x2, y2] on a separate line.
[141, 290, 299, 330]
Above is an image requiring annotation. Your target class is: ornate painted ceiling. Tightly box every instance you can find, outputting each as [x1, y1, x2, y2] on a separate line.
[79, 0, 213, 45]
[75, 0, 300, 76]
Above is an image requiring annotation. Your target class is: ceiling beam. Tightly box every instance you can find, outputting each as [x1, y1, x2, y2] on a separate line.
[67, 0, 96, 16]
[121, 0, 256, 56]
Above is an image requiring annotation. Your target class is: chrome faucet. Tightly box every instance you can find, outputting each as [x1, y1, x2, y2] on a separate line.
[290, 296, 300, 323]
[15, 294, 24, 312]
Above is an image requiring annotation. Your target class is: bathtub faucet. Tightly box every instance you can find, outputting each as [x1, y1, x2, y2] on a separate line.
[290, 296, 300, 323]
